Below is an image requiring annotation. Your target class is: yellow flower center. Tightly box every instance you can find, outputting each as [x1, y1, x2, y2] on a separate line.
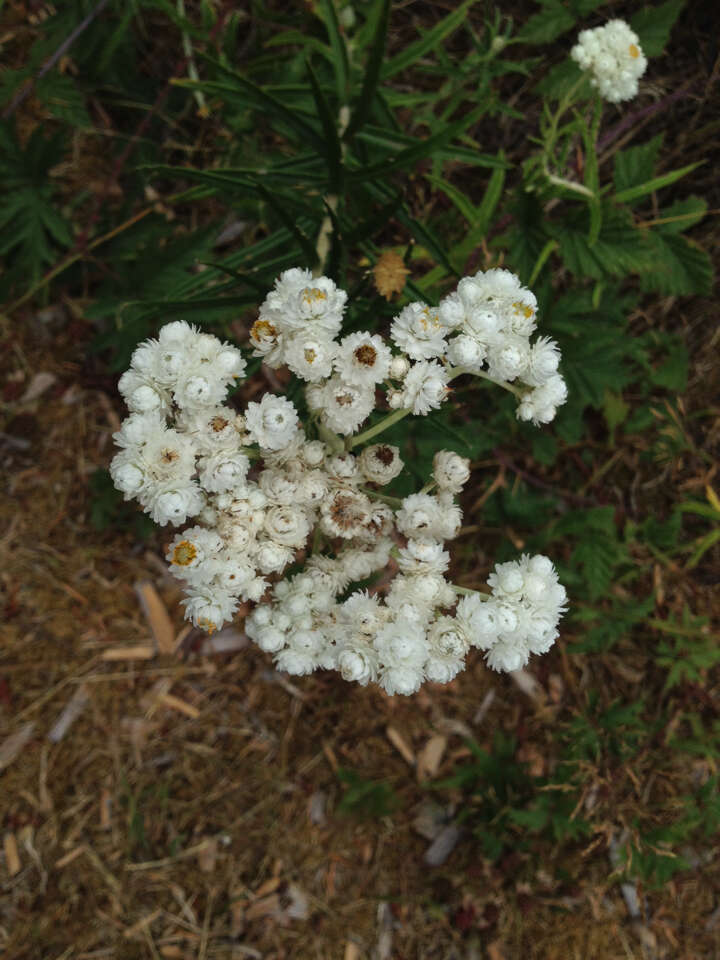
[171, 540, 197, 566]
[210, 416, 229, 433]
[251, 318, 277, 341]
[304, 348, 317, 364]
[198, 618, 217, 635]
[513, 301, 534, 320]
[302, 287, 328, 305]
[419, 307, 440, 331]
[629, 44, 639, 58]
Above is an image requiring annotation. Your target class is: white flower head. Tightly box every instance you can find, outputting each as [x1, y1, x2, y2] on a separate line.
[245, 395, 299, 450]
[335, 331, 392, 387]
[284, 333, 336, 382]
[433, 450, 471, 494]
[358, 443, 403, 485]
[313, 376, 375, 436]
[401, 360, 449, 415]
[391, 302, 448, 360]
[571, 20, 647, 103]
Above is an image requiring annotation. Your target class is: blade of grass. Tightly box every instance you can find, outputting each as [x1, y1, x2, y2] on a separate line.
[306, 59, 343, 194]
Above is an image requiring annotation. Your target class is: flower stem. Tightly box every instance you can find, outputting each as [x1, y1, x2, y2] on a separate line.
[359, 486, 403, 508]
[348, 406, 412, 449]
[451, 584, 490, 597]
[448, 365, 524, 398]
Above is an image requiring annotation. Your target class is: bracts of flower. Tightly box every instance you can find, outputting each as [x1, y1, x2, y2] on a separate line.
[111, 267, 568, 695]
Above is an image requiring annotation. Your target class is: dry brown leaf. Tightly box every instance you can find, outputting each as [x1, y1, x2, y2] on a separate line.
[373, 251, 409, 301]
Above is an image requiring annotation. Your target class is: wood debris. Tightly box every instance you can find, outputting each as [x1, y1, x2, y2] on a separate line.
[101, 645, 154, 661]
[48, 684, 90, 742]
[0, 721, 35, 772]
[158, 693, 200, 719]
[135, 580, 176, 655]
[416, 734, 447, 782]
[385, 725, 415, 767]
[4, 831, 21, 877]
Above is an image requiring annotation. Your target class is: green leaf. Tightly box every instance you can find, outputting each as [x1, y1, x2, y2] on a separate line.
[613, 135, 663, 195]
[631, 0, 685, 58]
[640, 231, 713, 295]
[306, 59, 343, 193]
[655, 196, 707, 234]
[317, 0, 350, 101]
[614, 162, 701, 204]
[380, 0, 476, 79]
[425, 174, 478, 225]
[554, 203, 651, 280]
[345, 104, 487, 183]
[198, 57, 326, 152]
[603, 389, 629, 436]
[535, 58, 586, 100]
[345, 0, 391, 139]
[650, 345, 688, 391]
[518, 3, 576, 44]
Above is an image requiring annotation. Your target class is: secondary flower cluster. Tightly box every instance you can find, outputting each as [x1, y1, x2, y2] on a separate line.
[252, 266, 567, 426]
[571, 19, 647, 103]
[111, 268, 568, 694]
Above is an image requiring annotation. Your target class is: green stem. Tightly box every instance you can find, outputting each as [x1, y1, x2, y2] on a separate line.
[348, 406, 412, 449]
[448, 365, 525, 398]
[360, 487, 403, 508]
[451, 584, 490, 597]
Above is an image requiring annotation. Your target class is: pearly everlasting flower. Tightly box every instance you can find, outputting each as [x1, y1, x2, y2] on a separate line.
[391, 302, 448, 360]
[335, 331, 391, 386]
[433, 450, 471, 494]
[358, 444, 403, 485]
[310, 376, 375, 435]
[285, 333, 336, 382]
[245, 395, 299, 450]
[111, 268, 571, 692]
[401, 360, 449, 415]
[571, 20, 647, 103]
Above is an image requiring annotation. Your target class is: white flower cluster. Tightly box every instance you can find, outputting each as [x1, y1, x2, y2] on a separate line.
[111, 268, 569, 693]
[571, 19, 647, 103]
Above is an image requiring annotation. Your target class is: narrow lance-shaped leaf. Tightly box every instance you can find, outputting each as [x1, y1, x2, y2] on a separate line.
[344, 0, 391, 140]
[197, 55, 326, 152]
[380, 0, 477, 80]
[306, 58, 343, 194]
[317, 0, 350, 102]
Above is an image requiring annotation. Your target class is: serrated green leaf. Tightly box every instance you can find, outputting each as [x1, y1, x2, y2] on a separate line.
[655, 196, 708, 234]
[519, 3, 576, 44]
[631, 0, 685, 58]
[613, 135, 663, 194]
[555, 203, 651, 280]
[640, 231, 713, 295]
